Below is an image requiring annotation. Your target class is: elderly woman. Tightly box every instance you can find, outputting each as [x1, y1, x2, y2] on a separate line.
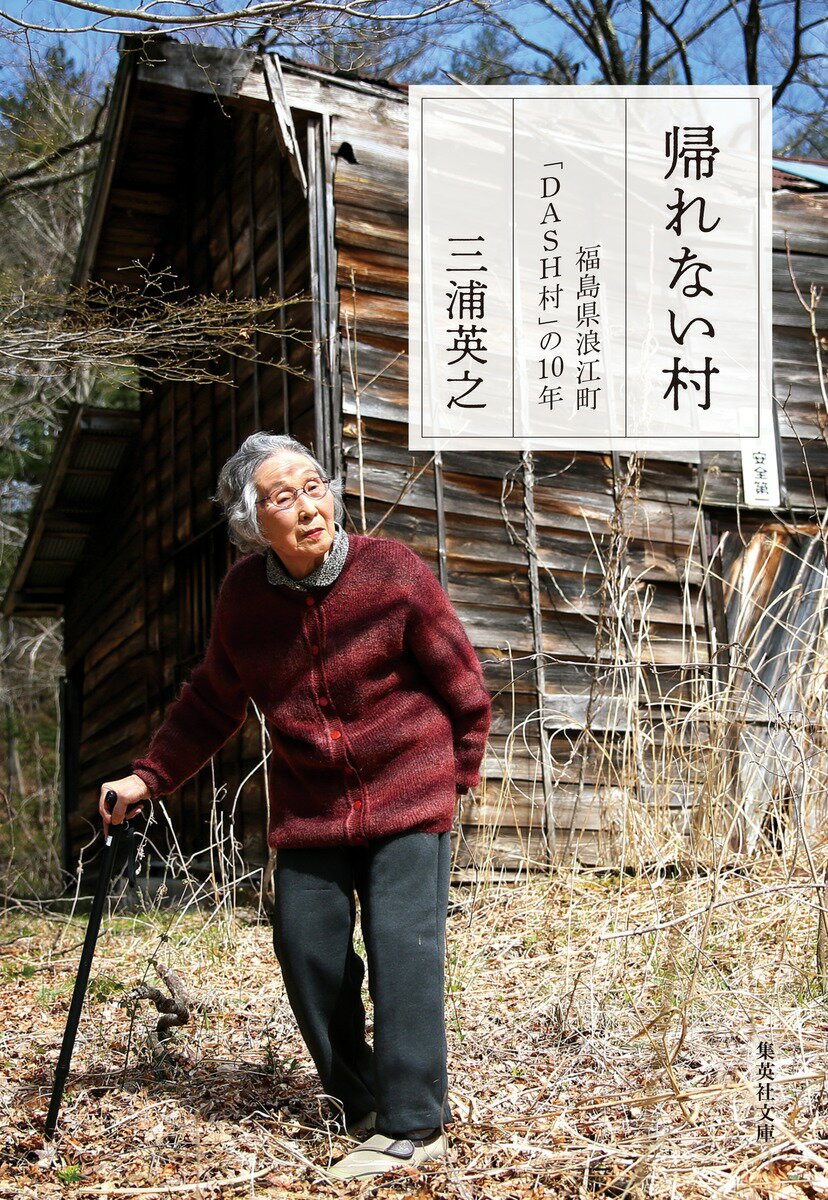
[100, 432, 491, 1182]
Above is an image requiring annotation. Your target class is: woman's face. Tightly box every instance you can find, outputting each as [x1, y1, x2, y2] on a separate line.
[254, 451, 337, 579]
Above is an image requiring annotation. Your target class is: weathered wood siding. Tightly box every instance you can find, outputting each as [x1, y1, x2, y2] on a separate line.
[60, 42, 827, 874]
[701, 188, 828, 509]
[63, 439, 146, 858]
[328, 90, 719, 869]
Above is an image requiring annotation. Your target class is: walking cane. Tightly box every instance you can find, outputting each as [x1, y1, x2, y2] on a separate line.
[45, 789, 134, 1139]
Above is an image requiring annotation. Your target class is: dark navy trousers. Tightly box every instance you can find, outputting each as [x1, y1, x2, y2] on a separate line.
[271, 829, 453, 1138]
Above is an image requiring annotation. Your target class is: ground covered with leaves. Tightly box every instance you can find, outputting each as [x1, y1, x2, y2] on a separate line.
[1, 865, 827, 1198]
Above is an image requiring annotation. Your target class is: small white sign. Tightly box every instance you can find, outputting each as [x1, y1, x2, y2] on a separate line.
[409, 85, 773, 453]
[740, 404, 781, 506]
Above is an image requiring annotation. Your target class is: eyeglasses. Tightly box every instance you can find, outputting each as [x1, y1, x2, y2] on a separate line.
[256, 475, 331, 512]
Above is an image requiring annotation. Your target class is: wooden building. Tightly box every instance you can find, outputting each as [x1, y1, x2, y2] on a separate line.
[4, 37, 828, 877]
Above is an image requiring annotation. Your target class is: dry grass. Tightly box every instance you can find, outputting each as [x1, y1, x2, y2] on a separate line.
[1, 853, 827, 1199]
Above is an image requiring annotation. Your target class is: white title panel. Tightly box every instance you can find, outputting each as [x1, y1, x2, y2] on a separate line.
[409, 85, 772, 452]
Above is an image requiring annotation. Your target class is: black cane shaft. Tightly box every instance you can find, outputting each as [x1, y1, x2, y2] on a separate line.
[45, 791, 126, 1139]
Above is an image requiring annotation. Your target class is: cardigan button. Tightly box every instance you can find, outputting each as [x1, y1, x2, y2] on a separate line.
[331, 729, 341, 740]
[311, 645, 319, 655]
[305, 596, 315, 605]
[319, 697, 329, 707]
[353, 799, 362, 810]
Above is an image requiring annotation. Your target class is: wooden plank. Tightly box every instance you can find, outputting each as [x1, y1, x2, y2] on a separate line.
[521, 451, 552, 859]
[772, 249, 828, 328]
[336, 246, 407, 296]
[108, 187, 177, 216]
[275, 62, 407, 120]
[463, 786, 689, 835]
[334, 170, 407, 219]
[335, 204, 407, 255]
[329, 108, 408, 151]
[305, 112, 339, 474]
[454, 826, 554, 872]
[262, 55, 307, 198]
[773, 192, 828, 256]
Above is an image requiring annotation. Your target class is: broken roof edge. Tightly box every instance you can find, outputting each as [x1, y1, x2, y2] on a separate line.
[125, 39, 408, 107]
[71, 34, 408, 291]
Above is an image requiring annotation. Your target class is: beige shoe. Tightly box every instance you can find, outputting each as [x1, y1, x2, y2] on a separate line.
[326, 1130, 447, 1181]
[344, 1109, 376, 1138]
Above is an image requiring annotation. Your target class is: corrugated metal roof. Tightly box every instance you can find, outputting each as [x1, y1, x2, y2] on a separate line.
[37, 535, 86, 562]
[2, 404, 140, 618]
[772, 158, 828, 189]
[61, 472, 117, 506]
[72, 437, 131, 471]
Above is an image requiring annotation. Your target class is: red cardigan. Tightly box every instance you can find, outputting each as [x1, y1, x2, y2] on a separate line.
[132, 534, 491, 849]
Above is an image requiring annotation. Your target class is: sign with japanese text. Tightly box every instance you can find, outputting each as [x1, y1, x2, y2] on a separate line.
[740, 406, 782, 507]
[409, 85, 772, 453]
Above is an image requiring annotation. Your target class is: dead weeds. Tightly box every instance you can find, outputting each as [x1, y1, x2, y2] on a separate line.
[0, 863, 827, 1198]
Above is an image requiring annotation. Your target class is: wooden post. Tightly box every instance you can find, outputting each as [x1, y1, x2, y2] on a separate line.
[274, 149, 289, 437]
[262, 54, 307, 198]
[522, 451, 554, 868]
[433, 451, 448, 590]
[261, 53, 308, 440]
[306, 113, 339, 476]
[247, 112, 261, 432]
[223, 108, 238, 453]
[322, 112, 342, 479]
[697, 507, 740, 850]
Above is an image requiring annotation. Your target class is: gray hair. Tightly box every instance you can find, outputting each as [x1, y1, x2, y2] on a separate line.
[213, 432, 345, 555]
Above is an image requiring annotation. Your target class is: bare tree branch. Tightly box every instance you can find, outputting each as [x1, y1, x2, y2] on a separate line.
[590, 0, 628, 82]
[649, 1, 738, 79]
[773, 0, 804, 106]
[637, 0, 651, 84]
[462, 0, 582, 82]
[647, 2, 695, 82]
[742, 0, 761, 84]
[0, 163, 97, 201]
[0, 0, 468, 38]
[0, 274, 313, 385]
[547, 0, 616, 81]
[0, 97, 107, 203]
